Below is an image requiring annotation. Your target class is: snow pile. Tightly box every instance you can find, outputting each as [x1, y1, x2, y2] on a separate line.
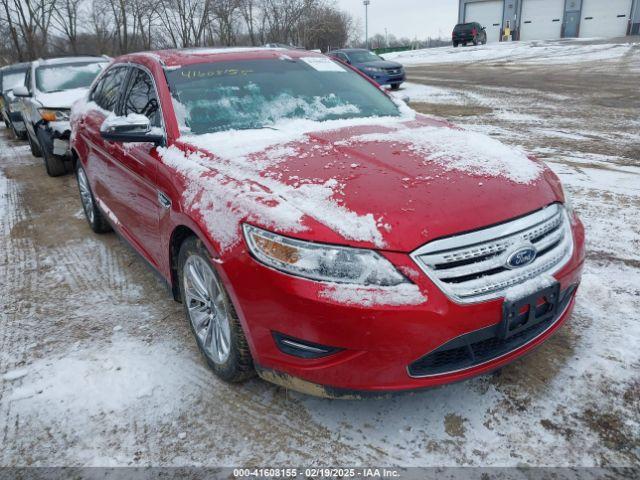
[3, 339, 196, 418]
[101, 112, 151, 132]
[383, 40, 638, 67]
[71, 97, 110, 122]
[503, 274, 557, 301]
[319, 283, 426, 307]
[346, 125, 542, 184]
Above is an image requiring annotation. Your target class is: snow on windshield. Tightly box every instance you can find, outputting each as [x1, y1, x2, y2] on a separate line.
[1, 71, 26, 92]
[344, 125, 542, 184]
[36, 62, 105, 93]
[177, 85, 361, 134]
[165, 57, 400, 134]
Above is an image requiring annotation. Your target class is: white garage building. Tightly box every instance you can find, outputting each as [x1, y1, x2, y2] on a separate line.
[458, 0, 640, 42]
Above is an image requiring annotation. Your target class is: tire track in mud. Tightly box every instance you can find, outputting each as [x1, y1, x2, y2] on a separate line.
[0, 133, 43, 465]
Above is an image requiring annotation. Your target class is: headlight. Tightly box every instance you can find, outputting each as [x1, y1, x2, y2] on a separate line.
[39, 109, 70, 122]
[364, 67, 384, 73]
[243, 225, 409, 286]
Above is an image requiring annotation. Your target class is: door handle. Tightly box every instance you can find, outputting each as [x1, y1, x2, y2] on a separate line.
[157, 191, 172, 209]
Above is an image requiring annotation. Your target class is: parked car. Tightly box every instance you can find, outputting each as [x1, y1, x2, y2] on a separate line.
[452, 22, 488, 47]
[13, 56, 109, 176]
[70, 48, 584, 397]
[327, 48, 405, 90]
[0, 62, 30, 140]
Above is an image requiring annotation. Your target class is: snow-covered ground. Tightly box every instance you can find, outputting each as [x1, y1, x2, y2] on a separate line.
[383, 38, 640, 69]
[1, 39, 639, 468]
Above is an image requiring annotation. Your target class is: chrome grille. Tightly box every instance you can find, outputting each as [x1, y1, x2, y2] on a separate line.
[411, 204, 574, 303]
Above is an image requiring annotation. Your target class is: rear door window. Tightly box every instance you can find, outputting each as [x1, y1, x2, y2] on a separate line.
[121, 68, 161, 127]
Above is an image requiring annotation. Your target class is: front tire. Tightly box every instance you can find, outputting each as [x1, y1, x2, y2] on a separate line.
[178, 237, 254, 383]
[27, 130, 42, 158]
[37, 128, 66, 177]
[453, 42, 459, 48]
[12, 124, 27, 140]
[76, 162, 112, 233]
[390, 83, 401, 91]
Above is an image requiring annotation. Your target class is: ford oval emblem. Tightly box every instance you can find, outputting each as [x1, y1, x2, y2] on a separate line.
[506, 245, 537, 269]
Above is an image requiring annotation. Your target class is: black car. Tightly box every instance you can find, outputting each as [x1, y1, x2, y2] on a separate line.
[452, 22, 488, 47]
[0, 62, 30, 140]
[327, 49, 405, 90]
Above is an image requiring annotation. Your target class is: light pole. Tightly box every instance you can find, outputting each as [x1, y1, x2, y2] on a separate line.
[364, 0, 370, 49]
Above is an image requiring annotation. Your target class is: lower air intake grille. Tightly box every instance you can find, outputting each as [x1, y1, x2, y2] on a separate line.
[408, 285, 577, 377]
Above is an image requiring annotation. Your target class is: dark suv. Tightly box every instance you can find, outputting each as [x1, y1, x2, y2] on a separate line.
[452, 22, 487, 47]
[327, 49, 405, 90]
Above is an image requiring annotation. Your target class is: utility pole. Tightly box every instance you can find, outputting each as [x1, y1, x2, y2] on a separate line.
[364, 0, 370, 49]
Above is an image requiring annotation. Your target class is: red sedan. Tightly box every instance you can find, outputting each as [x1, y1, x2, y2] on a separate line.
[70, 48, 585, 397]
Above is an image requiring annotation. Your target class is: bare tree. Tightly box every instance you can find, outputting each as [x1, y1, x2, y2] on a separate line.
[0, 0, 56, 60]
[52, 0, 83, 54]
[209, 0, 240, 46]
[130, 0, 162, 50]
[298, 3, 351, 51]
[260, 0, 314, 45]
[238, 0, 258, 45]
[157, 0, 212, 48]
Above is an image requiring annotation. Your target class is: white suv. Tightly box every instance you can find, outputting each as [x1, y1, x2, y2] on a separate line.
[14, 56, 109, 176]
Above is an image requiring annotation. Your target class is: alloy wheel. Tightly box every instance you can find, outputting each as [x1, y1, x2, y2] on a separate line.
[77, 168, 95, 224]
[183, 255, 231, 365]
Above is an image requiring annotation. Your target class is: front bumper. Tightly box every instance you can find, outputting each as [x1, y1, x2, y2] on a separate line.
[219, 217, 586, 396]
[363, 71, 406, 86]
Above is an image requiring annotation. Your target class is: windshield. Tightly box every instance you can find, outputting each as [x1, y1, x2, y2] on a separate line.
[36, 62, 107, 93]
[454, 23, 475, 31]
[2, 70, 26, 92]
[348, 51, 383, 63]
[165, 57, 400, 135]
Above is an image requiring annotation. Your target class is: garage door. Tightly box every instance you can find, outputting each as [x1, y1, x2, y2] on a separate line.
[580, 0, 632, 38]
[520, 0, 564, 41]
[465, 1, 503, 43]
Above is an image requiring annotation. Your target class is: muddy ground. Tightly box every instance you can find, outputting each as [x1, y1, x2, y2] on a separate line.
[1, 44, 639, 467]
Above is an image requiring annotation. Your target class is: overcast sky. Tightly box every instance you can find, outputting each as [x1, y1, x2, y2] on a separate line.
[338, 0, 459, 40]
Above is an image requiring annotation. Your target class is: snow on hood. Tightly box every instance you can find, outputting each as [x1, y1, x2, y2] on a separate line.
[37, 87, 89, 109]
[159, 109, 553, 253]
[160, 112, 415, 252]
[342, 125, 542, 184]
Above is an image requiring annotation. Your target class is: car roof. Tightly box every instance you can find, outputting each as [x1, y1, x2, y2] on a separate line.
[34, 56, 110, 67]
[1, 61, 31, 72]
[118, 47, 325, 68]
[330, 49, 369, 53]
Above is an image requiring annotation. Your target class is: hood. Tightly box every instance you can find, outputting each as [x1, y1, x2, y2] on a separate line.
[173, 116, 562, 253]
[356, 60, 403, 69]
[36, 87, 89, 110]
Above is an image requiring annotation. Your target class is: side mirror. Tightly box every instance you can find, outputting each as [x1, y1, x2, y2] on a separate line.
[13, 85, 30, 98]
[402, 96, 411, 104]
[100, 114, 164, 146]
